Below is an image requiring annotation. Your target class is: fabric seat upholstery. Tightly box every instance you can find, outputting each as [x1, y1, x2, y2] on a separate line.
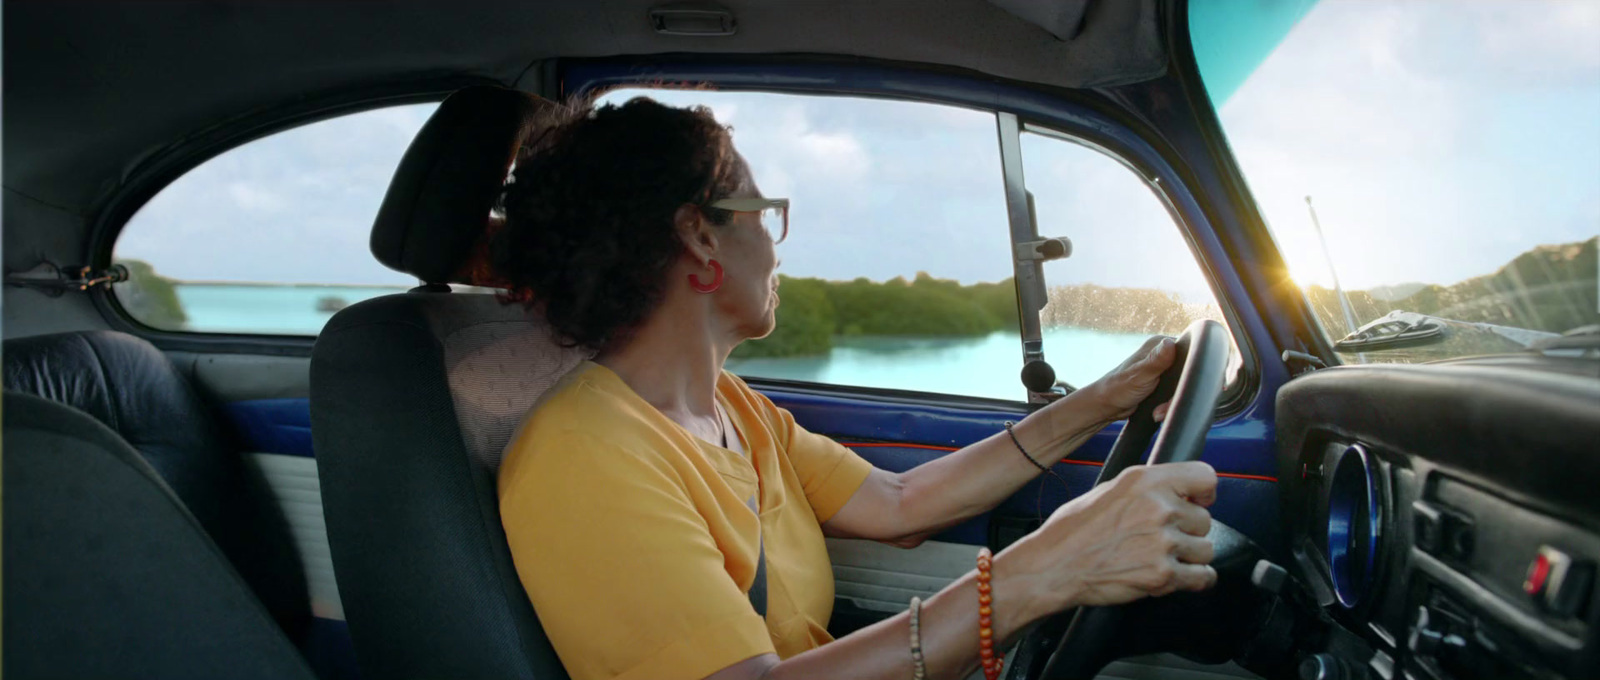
[2, 391, 318, 680]
[2, 329, 311, 643]
[311, 85, 581, 679]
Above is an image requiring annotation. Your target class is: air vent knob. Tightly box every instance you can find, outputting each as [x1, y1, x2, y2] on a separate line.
[1298, 653, 1351, 680]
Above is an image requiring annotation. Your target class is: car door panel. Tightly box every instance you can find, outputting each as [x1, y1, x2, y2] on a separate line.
[179, 363, 1280, 626]
[764, 387, 1282, 542]
[217, 398, 342, 623]
[762, 384, 1282, 641]
[172, 352, 355, 678]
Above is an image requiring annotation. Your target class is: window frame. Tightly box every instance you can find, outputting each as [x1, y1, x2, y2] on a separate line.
[89, 57, 1264, 413]
[1015, 121, 1254, 410]
[88, 83, 471, 356]
[568, 60, 1261, 413]
[597, 84, 1034, 402]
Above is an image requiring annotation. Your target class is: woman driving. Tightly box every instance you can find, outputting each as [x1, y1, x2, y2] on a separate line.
[495, 97, 1219, 680]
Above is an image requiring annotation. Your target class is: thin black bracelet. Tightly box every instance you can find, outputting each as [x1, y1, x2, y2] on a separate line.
[1003, 421, 1050, 473]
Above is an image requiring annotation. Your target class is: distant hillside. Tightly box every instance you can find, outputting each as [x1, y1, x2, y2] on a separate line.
[1367, 282, 1427, 301]
[1306, 237, 1599, 337]
[1039, 283, 1221, 336]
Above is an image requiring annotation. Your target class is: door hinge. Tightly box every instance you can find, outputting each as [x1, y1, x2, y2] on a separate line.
[4, 262, 129, 297]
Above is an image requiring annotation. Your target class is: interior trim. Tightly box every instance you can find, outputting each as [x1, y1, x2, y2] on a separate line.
[249, 452, 343, 621]
[174, 352, 312, 402]
[839, 441, 1278, 483]
[827, 538, 975, 613]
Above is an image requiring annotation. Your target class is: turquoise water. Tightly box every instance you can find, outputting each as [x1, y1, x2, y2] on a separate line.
[728, 329, 1149, 401]
[175, 284, 410, 335]
[176, 284, 1150, 401]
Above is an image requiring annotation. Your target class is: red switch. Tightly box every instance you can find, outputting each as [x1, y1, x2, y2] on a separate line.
[1525, 545, 1581, 613]
[1525, 552, 1552, 595]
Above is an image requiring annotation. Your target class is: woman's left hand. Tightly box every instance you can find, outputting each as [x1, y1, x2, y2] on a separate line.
[1084, 336, 1178, 423]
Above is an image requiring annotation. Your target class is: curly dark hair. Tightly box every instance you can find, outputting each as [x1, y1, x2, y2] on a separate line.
[493, 96, 741, 352]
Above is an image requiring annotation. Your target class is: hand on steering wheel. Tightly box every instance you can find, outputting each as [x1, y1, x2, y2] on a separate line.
[1004, 320, 1233, 680]
[1000, 462, 1220, 612]
[1089, 334, 1181, 424]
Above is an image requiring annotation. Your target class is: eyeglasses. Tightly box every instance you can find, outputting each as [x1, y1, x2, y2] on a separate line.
[709, 197, 789, 244]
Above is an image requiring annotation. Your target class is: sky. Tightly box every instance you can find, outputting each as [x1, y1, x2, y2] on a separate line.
[117, 104, 435, 287]
[116, 0, 1600, 303]
[1215, 0, 1600, 291]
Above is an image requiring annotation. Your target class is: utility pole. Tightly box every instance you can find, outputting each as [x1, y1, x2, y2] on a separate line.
[1306, 196, 1360, 336]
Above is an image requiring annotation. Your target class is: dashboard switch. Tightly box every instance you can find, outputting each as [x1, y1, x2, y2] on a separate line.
[1526, 545, 1578, 601]
[1412, 501, 1473, 559]
[1252, 559, 1289, 594]
[1442, 514, 1475, 560]
[1533, 546, 1594, 618]
[1408, 606, 1469, 668]
[1367, 650, 1394, 680]
[1552, 561, 1593, 617]
[1524, 550, 1554, 596]
[1408, 606, 1442, 655]
[1413, 501, 1443, 554]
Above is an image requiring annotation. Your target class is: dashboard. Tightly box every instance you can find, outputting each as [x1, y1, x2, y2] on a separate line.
[1273, 354, 1600, 680]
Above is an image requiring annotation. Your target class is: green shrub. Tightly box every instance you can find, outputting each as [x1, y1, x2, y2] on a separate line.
[733, 274, 1020, 357]
[113, 259, 188, 330]
[733, 276, 836, 358]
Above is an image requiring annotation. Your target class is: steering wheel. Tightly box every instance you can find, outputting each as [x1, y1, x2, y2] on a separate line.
[1023, 319, 1233, 680]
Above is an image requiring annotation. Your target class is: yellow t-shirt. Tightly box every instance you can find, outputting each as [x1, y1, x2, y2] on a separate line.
[498, 362, 875, 680]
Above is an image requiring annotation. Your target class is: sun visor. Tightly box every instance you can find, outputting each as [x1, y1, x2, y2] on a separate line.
[985, 0, 1165, 83]
[989, 0, 1093, 40]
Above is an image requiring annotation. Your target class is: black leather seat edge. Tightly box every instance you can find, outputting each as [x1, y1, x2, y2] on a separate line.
[312, 85, 575, 679]
[2, 391, 317, 680]
[1, 329, 311, 642]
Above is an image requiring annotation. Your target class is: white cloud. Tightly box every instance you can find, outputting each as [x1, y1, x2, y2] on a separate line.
[226, 182, 285, 212]
[1219, 0, 1600, 290]
[733, 101, 872, 197]
[1451, 1, 1600, 86]
[117, 1, 1597, 301]
[1027, 135, 1216, 303]
[115, 104, 436, 285]
[618, 89, 1015, 284]
[792, 129, 870, 181]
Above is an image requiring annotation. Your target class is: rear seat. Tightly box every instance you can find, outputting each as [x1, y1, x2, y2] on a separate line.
[2, 330, 312, 646]
[3, 391, 318, 680]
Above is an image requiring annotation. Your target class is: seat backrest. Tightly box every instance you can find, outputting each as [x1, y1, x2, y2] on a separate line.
[311, 85, 581, 680]
[2, 329, 310, 643]
[2, 391, 319, 680]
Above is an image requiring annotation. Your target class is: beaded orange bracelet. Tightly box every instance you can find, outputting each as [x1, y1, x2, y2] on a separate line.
[977, 547, 1003, 680]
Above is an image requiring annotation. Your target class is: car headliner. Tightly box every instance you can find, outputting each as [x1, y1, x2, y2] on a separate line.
[2, 0, 1166, 272]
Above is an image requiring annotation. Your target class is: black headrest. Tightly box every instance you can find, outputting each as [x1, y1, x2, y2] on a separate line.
[371, 86, 553, 285]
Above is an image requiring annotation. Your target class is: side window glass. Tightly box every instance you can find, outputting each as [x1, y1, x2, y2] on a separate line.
[1021, 131, 1239, 388]
[112, 103, 438, 335]
[1192, 2, 1600, 364]
[598, 89, 1022, 399]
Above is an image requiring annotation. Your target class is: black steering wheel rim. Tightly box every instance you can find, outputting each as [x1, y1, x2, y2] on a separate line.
[1030, 319, 1232, 680]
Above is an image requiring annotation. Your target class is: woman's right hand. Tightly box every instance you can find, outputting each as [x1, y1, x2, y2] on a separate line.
[998, 461, 1220, 623]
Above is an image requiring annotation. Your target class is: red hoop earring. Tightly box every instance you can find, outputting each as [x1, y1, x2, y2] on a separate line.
[688, 260, 723, 293]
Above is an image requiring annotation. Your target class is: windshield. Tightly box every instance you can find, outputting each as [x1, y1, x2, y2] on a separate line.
[1191, 0, 1600, 364]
